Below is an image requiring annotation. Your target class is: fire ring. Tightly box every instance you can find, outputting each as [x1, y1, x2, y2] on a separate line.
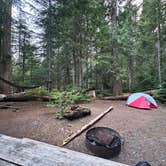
[85, 127, 121, 158]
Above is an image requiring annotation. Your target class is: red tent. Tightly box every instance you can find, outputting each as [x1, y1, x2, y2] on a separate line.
[126, 93, 157, 109]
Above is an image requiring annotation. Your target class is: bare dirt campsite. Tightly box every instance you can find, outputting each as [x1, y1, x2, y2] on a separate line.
[0, 100, 165, 166]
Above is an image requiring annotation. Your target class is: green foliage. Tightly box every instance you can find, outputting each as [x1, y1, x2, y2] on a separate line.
[26, 86, 49, 96]
[55, 108, 66, 120]
[50, 88, 91, 107]
[8, 0, 166, 94]
[48, 88, 92, 119]
[156, 81, 166, 104]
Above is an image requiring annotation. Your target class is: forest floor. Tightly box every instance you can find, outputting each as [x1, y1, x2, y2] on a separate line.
[0, 100, 165, 166]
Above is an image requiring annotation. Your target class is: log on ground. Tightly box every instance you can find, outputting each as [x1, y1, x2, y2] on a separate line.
[0, 93, 55, 102]
[63, 106, 91, 120]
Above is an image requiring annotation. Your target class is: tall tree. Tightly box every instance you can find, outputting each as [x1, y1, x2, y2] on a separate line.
[0, 0, 12, 93]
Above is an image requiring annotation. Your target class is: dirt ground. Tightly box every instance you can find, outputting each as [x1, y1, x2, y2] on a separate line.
[0, 100, 165, 166]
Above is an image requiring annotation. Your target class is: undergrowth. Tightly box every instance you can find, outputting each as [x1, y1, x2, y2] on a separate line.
[155, 82, 166, 104]
[48, 88, 92, 119]
[26, 87, 92, 119]
[26, 86, 49, 96]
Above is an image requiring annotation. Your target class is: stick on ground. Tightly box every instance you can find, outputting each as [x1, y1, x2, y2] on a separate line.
[62, 106, 114, 146]
[0, 105, 18, 110]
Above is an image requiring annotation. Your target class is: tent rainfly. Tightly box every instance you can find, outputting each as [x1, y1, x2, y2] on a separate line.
[126, 93, 158, 109]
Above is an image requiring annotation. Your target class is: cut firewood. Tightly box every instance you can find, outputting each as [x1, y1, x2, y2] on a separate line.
[62, 106, 113, 146]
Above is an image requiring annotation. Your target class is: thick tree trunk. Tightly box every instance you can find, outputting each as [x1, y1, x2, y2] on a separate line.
[113, 80, 122, 96]
[109, 0, 123, 96]
[0, 0, 12, 94]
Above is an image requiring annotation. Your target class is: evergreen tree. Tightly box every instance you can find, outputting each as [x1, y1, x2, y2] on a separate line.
[0, 0, 12, 93]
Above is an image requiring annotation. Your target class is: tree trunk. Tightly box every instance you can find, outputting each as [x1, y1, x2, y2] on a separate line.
[128, 54, 133, 92]
[156, 0, 161, 85]
[113, 80, 122, 96]
[0, 0, 12, 94]
[72, 52, 77, 87]
[22, 35, 26, 84]
[47, 0, 52, 92]
[110, 0, 123, 96]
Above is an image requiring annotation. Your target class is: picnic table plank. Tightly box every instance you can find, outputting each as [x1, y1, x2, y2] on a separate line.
[0, 134, 129, 166]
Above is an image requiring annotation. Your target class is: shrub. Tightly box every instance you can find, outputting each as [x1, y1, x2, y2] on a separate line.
[156, 82, 166, 104]
[48, 88, 92, 119]
[26, 86, 49, 96]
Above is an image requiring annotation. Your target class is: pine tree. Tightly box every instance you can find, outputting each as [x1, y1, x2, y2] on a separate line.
[0, 0, 12, 93]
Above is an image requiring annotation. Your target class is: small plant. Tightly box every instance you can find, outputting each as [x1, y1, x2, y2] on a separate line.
[55, 107, 66, 120]
[26, 86, 49, 96]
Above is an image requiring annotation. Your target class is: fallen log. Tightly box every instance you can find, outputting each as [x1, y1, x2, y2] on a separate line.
[0, 76, 39, 90]
[0, 93, 55, 102]
[0, 105, 19, 111]
[0, 94, 7, 101]
[63, 106, 91, 120]
[62, 106, 113, 146]
[5, 94, 36, 102]
[100, 90, 159, 100]
[143, 89, 158, 96]
[101, 93, 130, 100]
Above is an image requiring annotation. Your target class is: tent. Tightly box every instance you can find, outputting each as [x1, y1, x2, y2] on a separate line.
[126, 93, 158, 109]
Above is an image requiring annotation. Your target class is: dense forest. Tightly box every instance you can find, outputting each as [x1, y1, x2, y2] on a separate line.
[0, 0, 165, 95]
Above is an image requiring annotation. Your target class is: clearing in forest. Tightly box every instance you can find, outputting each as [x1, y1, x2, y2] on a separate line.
[0, 100, 165, 166]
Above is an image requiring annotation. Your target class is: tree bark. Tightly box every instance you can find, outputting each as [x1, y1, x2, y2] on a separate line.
[113, 80, 122, 96]
[156, 0, 161, 85]
[0, 0, 12, 94]
[109, 0, 123, 96]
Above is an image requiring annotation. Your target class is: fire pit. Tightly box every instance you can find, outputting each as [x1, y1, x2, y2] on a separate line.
[85, 127, 121, 158]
